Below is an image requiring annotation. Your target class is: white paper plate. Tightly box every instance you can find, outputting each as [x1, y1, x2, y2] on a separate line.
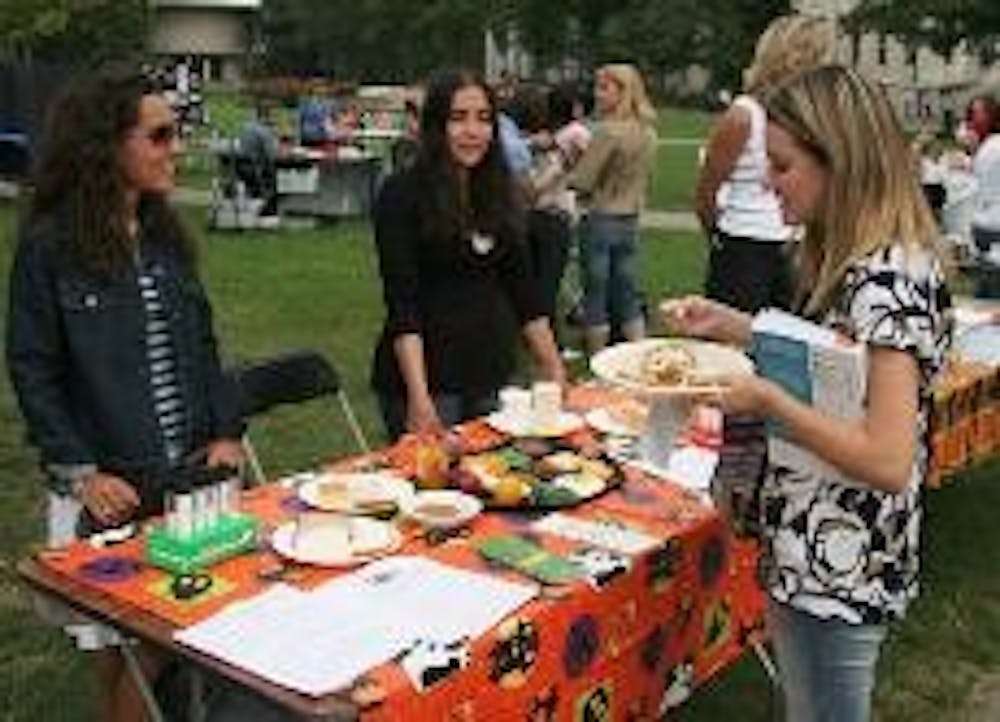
[400, 490, 483, 529]
[485, 411, 585, 438]
[298, 472, 414, 513]
[271, 517, 402, 567]
[590, 339, 753, 397]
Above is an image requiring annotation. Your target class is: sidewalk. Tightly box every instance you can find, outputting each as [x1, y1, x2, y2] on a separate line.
[2, 181, 702, 233]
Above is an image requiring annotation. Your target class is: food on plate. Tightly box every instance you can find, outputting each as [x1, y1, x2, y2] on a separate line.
[493, 473, 532, 505]
[294, 516, 351, 559]
[537, 451, 585, 476]
[314, 479, 351, 509]
[413, 501, 462, 520]
[579, 459, 615, 481]
[512, 437, 555, 458]
[641, 344, 696, 385]
[415, 442, 450, 489]
[607, 399, 649, 432]
[552, 472, 607, 498]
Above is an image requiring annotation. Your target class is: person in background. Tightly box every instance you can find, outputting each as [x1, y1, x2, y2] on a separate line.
[966, 94, 1000, 297]
[370, 68, 565, 439]
[664, 66, 951, 722]
[236, 101, 279, 217]
[694, 14, 834, 313]
[298, 82, 331, 147]
[7, 66, 245, 721]
[524, 84, 592, 330]
[391, 99, 422, 172]
[568, 63, 656, 353]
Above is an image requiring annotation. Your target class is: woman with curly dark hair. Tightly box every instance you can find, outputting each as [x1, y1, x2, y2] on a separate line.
[7, 65, 245, 720]
[371, 68, 565, 438]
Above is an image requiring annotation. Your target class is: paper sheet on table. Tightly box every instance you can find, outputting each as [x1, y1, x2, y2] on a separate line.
[175, 556, 538, 696]
[532, 513, 660, 555]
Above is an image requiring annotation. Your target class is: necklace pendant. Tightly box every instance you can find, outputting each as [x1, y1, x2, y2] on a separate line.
[470, 231, 495, 255]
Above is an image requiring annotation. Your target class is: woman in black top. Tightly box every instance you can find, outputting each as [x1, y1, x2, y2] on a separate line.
[372, 69, 565, 439]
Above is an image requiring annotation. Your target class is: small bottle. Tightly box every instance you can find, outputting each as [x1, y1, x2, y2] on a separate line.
[173, 477, 195, 541]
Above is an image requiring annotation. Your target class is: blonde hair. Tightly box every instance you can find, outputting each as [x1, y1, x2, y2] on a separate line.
[743, 14, 835, 95]
[761, 65, 941, 316]
[597, 64, 657, 128]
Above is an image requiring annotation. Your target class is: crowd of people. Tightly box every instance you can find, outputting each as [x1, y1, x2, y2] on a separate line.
[7, 9, 987, 721]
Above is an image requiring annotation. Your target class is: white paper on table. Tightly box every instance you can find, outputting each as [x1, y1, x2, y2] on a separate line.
[531, 513, 660, 555]
[174, 557, 538, 697]
[665, 445, 719, 492]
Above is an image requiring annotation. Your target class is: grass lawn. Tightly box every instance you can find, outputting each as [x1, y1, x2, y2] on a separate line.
[1, 201, 998, 720]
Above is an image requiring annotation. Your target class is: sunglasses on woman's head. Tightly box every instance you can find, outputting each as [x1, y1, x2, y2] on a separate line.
[129, 123, 177, 146]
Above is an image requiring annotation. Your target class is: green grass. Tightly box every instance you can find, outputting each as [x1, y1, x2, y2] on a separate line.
[2, 202, 999, 721]
[656, 106, 714, 140]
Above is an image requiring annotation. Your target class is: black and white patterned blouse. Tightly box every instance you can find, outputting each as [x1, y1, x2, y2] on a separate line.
[759, 243, 952, 625]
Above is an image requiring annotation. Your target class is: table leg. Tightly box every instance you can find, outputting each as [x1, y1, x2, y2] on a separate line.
[120, 641, 166, 722]
[189, 666, 208, 722]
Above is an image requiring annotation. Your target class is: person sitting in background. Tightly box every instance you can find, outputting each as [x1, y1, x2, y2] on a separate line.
[694, 13, 833, 313]
[664, 65, 951, 722]
[966, 94, 1000, 297]
[7, 65, 245, 721]
[298, 86, 331, 147]
[236, 101, 279, 217]
[370, 68, 565, 439]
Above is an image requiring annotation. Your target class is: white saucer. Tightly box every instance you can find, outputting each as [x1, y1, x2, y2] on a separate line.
[485, 411, 585, 438]
[400, 490, 483, 529]
[298, 472, 414, 513]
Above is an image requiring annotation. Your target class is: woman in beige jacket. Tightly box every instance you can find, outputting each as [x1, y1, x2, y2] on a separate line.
[569, 64, 656, 353]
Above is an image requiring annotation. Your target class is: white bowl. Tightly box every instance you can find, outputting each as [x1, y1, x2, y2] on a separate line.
[401, 490, 483, 529]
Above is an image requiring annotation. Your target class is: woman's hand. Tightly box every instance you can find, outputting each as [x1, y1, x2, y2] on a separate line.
[713, 374, 779, 417]
[206, 439, 246, 470]
[406, 393, 445, 436]
[660, 295, 752, 347]
[75, 472, 140, 526]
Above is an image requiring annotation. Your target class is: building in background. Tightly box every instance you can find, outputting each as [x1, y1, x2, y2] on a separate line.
[795, 0, 1000, 133]
[149, 0, 262, 84]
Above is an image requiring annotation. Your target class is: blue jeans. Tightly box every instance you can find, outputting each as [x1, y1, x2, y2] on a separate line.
[377, 390, 499, 441]
[580, 212, 642, 327]
[767, 599, 887, 722]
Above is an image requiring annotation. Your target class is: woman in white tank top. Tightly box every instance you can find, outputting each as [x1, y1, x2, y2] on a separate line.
[695, 14, 833, 312]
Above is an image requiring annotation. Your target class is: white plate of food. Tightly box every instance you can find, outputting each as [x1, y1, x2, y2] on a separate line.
[271, 515, 402, 567]
[590, 339, 753, 397]
[485, 410, 585, 438]
[400, 490, 483, 529]
[298, 472, 414, 514]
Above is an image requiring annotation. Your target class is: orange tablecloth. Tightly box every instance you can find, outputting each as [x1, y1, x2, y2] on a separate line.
[928, 359, 1000, 487]
[31, 391, 767, 720]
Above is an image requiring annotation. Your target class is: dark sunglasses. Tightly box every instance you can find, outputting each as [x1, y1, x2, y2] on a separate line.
[130, 123, 178, 146]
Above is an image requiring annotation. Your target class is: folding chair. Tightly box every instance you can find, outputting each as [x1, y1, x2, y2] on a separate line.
[226, 349, 371, 484]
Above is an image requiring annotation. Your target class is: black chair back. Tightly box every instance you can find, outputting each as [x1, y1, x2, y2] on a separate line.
[229, 350, 343, 419]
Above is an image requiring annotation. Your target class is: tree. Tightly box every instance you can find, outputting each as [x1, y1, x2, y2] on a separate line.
[0, 0, 147, 66]
[847, 0, 1000, 62]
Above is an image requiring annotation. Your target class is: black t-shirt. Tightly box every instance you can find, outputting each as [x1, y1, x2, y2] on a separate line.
[370, 171, 543, 396]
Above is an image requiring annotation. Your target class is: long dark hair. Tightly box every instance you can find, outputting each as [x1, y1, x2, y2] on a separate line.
[411, 68, 523, 245]
[29, 65, 195, 278]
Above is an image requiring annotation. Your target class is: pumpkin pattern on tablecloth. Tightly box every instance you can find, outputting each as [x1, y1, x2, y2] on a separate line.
[563, 614, 600, 678]
[489, 618, 538, 689]
[527, 685, 558, 722]
[574, 681, 613, 722]
[701, 598, 733, 655]
[647, 538, 682, 591]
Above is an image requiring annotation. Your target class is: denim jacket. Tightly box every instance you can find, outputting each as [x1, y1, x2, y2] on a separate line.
[6, 209, 243, 502]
